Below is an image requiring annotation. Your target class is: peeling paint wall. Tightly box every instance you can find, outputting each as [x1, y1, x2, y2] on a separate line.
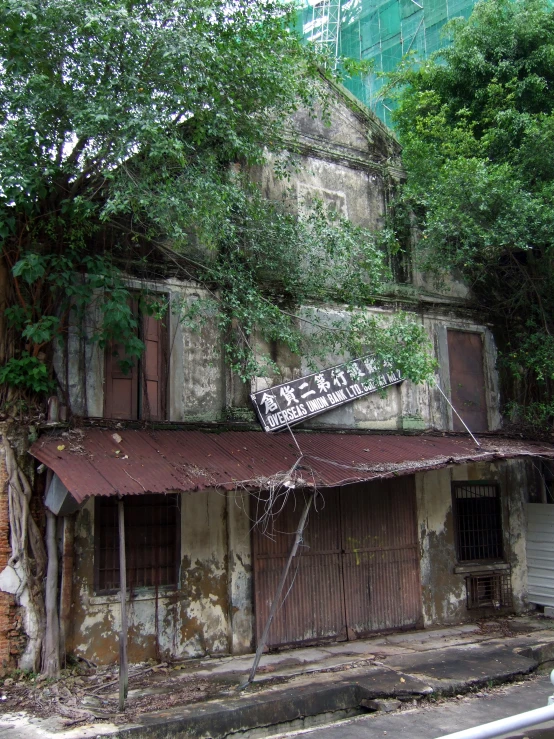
[48, 83, 501, 434]
[51, 82, 526, 665]
[58, 276, 503, 433]
[67, 490, 253, 665]
[251, 305, 500, 433]
[416, 459, 534, 627]
[53, 278, 226, 423]
[67, 458, 540, 664]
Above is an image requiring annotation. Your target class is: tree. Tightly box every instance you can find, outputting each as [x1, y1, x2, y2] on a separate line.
[0, 0, 435, 673]
[0, 0, 433, 418]
[390, 0, 554, 432]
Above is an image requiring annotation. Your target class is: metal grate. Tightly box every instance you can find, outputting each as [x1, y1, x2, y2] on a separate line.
[95, 494, 180, 593]
[452, 482, 503, 562]
[466, 572, 513, 610]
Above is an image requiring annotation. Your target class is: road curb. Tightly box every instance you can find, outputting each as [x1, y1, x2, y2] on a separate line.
[110, 649, 539, 739]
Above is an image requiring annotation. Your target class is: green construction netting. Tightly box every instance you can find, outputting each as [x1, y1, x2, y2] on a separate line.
[298, 0, 475, 127]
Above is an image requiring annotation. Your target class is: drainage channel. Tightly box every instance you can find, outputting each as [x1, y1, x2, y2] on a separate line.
[222, 706, 366, 739]
[219, 698, 413, 739]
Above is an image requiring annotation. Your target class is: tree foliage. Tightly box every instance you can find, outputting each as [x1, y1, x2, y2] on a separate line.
[390, 0, 554, 431]
[0, 0, 434, 416]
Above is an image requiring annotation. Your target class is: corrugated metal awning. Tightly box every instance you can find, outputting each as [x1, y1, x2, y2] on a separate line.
[29, 428, 554, 503]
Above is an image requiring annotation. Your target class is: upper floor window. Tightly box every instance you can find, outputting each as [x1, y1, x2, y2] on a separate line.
[452, 482, 503, 562]
[447, 330, 488, 432]
[104, 302, 167, 421]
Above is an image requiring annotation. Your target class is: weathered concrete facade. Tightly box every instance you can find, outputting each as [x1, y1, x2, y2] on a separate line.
[59, 289, 500, 434]
[67, 456, 534, 665]
[417, 458, 532, 627]
[4, 79, 544, 670]
[51, 80, 500, 436]
[68, 490, 253, 664]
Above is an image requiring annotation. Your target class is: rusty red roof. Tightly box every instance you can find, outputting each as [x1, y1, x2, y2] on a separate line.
[29, 428, 554, 503]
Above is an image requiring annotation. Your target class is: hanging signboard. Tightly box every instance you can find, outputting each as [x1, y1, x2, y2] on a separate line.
[250, 356, 403, 432]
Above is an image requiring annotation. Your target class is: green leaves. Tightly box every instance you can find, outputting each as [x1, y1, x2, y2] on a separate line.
[0, 0, 324, 221]
[0, 354, 55, 395]
[391, 0, 554, 431]
[0, 0, 433, 409]
[12, 253, 47, 284]
[21, 315, 61, 346]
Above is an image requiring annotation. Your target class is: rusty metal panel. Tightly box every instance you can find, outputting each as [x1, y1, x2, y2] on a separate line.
[253, 490, 346, 647]
[253, 478, 422, 648]
[447, 330, 488, 432]
[341, 477, 422, 636]
[29, 429, 554, 503]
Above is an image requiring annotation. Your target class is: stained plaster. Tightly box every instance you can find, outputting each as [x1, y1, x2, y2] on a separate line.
[416, 459, 534, 628]
[67, 490, 253, 665]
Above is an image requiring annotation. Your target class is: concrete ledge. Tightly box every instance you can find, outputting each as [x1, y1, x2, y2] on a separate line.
[111, 648, 538, 739]
[3, 620, 552, 739]
[516, 641, 554, 665]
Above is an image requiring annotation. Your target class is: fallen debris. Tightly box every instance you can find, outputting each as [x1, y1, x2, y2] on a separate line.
[0, 660, 226, 725]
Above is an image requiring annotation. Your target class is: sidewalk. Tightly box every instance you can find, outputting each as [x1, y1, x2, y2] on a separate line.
[1, 615, 554, 739]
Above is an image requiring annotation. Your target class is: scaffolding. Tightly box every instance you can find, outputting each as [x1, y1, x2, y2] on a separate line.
[303, 0, 343, 58]
[297, 0, 477, 127]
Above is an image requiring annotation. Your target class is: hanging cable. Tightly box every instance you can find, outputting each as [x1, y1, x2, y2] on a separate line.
[434, 382, 481, 447]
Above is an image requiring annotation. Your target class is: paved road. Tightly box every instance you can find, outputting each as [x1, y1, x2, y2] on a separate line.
[278, 675, 554, 739]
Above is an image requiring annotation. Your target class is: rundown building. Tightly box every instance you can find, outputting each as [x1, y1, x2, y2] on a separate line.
[2, 80, 554, 669]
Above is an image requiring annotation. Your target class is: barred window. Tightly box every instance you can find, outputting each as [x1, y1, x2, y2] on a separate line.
[94, 494, 180, 593]
[452, 482, 503, 562]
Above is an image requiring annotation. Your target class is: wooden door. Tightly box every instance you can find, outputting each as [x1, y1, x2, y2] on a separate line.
[447, 330, 488, 432]
[141, 314, 165, 420]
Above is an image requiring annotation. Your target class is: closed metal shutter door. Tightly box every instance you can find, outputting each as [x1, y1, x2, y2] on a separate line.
[253, 477, 422, 648]
[527, 503, 554, 607]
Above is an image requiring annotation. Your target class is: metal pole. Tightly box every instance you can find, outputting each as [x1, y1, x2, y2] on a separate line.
[118, 499, 128, 711]
[436, 671, 554, 739]
[241, 490, 316, 688]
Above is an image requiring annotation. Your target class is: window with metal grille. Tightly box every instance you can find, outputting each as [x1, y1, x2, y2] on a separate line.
[94, 494, 180, 594]
[466, 572, 513, 610]
[452, 482, 503, 562]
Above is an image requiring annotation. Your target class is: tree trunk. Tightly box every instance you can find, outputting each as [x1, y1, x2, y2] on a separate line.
[0, 429, 46, 672]
[0, 254, 8, 366]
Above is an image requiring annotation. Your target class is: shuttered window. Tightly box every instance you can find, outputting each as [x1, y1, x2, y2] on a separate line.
[94, 494, 180, 594]
[104, 307, 166, 421]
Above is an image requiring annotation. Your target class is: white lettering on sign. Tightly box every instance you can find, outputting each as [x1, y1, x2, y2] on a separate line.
[250, 355, 404, 432]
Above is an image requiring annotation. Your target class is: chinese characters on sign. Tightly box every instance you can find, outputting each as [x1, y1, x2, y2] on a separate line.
[250, 356, 403, 432]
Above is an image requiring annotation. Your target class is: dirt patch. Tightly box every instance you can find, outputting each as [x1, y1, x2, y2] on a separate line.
[474, 618, 519, 638]
[0, 661, 231, 727]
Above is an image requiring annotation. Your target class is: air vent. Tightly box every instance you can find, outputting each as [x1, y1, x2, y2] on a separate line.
[466, 572, 513, 610]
